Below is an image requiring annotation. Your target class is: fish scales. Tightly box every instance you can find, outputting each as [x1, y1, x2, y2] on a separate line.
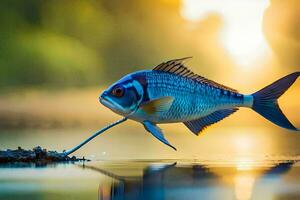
[144, 71, 243, 122]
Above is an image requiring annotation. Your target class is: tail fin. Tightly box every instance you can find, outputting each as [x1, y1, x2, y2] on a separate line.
[252, 72, 300, 131]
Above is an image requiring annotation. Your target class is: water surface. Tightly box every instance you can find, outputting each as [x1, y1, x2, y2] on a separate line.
[0, 159, 300, 200]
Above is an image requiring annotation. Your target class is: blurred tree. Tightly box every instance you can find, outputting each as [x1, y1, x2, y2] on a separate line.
[100, 0, 230, 80]
[0, 0, 106, 87]
[0, 0, 235, 87]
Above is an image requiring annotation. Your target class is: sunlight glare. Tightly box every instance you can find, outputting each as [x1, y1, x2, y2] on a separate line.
[234, 172, 255, 200]
[233, 135, 254, 157]
[235, 158, 254, 171]
[181, 0, 271, 69]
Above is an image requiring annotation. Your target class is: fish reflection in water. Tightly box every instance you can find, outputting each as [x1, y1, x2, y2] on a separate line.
[84, 161, 296, 200]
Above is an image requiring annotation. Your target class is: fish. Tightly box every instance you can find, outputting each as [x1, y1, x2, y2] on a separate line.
[99, 57, 300, 150]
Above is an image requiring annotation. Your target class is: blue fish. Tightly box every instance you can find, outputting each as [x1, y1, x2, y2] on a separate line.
[100, 57, 299, 150]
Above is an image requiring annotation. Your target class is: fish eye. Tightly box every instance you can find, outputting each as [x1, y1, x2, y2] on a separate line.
[111, 86, 125, 97]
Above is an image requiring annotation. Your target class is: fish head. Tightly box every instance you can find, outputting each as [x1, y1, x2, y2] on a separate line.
[99, 73, 146, 116]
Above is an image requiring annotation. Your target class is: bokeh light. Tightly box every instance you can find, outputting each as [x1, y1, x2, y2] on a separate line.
[181, 0, 272, 69]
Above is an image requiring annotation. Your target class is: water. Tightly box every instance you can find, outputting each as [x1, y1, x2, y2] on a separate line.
[1, 111, 300, 199]
[0, 160, 300, 200]
[1, 124, 300, 200]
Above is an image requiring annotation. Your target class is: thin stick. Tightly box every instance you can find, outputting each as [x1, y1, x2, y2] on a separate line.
[63, 117, 128, 156]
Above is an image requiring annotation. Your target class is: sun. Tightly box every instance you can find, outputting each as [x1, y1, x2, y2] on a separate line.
[180, 0, 271, 69]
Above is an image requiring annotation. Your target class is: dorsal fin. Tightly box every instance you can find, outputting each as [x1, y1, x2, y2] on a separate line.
[153, 58, 238, 93]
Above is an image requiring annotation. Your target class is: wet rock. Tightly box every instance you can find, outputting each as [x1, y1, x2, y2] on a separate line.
[0, 146, 87, 163]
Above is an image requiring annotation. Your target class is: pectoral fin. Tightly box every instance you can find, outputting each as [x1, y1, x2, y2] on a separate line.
[142, 121, 177, 151]
[140, 96, 174, 115]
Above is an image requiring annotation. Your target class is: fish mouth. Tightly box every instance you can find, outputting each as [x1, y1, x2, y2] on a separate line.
[100, 96, 115, 109]
[99, 95, 125, 114]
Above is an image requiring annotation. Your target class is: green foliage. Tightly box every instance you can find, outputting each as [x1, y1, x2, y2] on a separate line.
[0, 0, 298, 88]
[0, 0, 109, 87]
